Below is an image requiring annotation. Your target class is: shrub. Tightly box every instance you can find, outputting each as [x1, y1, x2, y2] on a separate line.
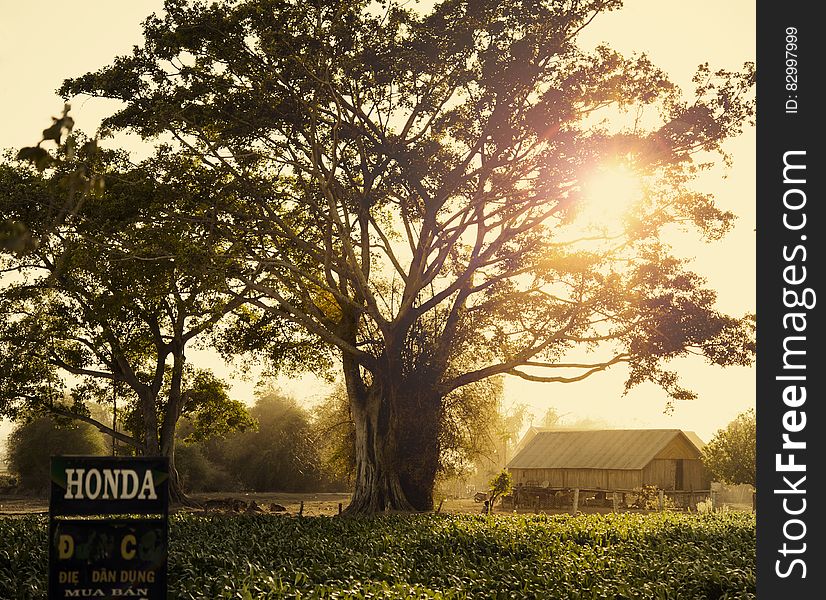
[201, 389, 327, 492]
[174, 443, 235, 492]
[5, 416, 107, 492]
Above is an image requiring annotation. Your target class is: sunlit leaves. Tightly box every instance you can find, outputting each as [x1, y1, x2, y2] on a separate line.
[702, 409, 756, 486]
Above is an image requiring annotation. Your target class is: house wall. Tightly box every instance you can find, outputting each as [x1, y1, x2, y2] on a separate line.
[643, 434, 710, 489]
[683, 459, 711, 489]
[509, 468, 642, 490]
[653, 435, 702, 460]
[642, 459, 710, 490]
[509, 463, 709, 491]
[642, 459, 677, 489]
[508, 432, 712, 491]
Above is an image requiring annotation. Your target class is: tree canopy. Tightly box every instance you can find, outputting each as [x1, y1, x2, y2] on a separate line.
[6, 414, 108, 492]
[51, 0, 755, 513]
[0, 142, 260, 500]
[702, 408, 755, 486]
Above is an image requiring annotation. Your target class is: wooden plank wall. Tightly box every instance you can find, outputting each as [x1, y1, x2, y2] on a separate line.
[642, 459, 677, 489]
[641, 459, 709, 490]
[683, 459, 711, 489]
[511, 461, 708, 491]
[509, 468, 642, 489]
[653, 435, 702, 460]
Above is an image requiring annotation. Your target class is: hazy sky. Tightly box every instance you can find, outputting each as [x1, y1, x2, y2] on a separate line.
[0, 0, 755, 443]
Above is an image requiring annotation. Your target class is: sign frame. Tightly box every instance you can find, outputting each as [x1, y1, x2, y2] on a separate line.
[48, 456, 169, 600]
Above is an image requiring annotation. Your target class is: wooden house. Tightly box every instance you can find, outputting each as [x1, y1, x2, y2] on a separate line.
[506, 429, 710, 491]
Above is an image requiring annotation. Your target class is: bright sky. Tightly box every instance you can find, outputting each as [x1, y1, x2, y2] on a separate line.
[0, 0, 755, 444]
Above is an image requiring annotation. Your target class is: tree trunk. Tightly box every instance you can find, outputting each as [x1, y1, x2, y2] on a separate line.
[396, 390, 441, 511]
[163, 438, 193, 506]
[159, 344, 193, 506]
[344, 385, 415, 514]
[343, 371, 441, 515]
[142, 389, 160, 455]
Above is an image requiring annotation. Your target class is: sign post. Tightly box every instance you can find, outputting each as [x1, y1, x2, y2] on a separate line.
[48, 456, 169, 600]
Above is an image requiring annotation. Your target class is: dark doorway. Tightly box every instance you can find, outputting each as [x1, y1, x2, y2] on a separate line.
[675, 459, 684, 490]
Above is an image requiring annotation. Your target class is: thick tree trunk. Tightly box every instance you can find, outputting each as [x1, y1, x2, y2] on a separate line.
[343, 371, 441, 514]
[396, 391, 441, 511]
[159, 344, 196, 506]
[140, 388, 160, 455]
[344, 386, 415, 514]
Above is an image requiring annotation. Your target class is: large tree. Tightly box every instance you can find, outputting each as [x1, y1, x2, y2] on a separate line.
[0, 146, 258, 501]
[61, 0, 755, 513]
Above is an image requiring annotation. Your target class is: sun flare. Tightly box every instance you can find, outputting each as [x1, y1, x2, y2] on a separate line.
[576, 164, 643, 230]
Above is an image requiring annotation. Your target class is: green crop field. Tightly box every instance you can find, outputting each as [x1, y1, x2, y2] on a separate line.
[0, 512, 755, 599]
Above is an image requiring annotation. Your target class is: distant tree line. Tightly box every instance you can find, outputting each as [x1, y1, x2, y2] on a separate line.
[4, 378, 524, 496]
[3, 387, 352, 494]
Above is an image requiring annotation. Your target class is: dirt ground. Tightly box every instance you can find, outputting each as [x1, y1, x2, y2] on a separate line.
[0, 492, 525, 516]
[0, 492, 491, 516]
[0, 492, 752, 517]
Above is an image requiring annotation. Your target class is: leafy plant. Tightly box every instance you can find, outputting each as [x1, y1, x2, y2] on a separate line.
[486, 470, 513, 512]
[1, 511, 756, 599]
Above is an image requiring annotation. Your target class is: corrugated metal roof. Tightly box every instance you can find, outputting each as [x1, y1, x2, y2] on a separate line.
[506, 429, 705, 470]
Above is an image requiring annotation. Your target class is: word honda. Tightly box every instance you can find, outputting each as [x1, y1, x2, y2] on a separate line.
[63, 468, 158, 501]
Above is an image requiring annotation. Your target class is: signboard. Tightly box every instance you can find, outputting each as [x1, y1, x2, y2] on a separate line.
[48, 457, 169, 600]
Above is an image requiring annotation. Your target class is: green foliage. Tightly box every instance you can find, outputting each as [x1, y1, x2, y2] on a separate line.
[178, 370, 256, 444]
[488, 471, 513, 498]
[5, 416, 107, 492]
[0, 141, 264, 481]
[629, 485, 674, 510]
[437, 377, 503, 479]
[0, 512, 755, 598]
[173, 443, 235, 492]
[4, 104, 102, 254]
[200, 388, 330, 492]
[313, 385, 356, 486]
[486, 470, 513, 512]
[702, 409, 756, 486]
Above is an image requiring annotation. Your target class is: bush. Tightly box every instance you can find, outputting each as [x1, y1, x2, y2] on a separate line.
[174, 443, 235, 492]
[201, 389, 328, 492]
[629, 485, 675, 510]
[5, 416, 107, 492]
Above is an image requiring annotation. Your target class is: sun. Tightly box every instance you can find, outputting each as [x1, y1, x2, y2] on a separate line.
[575, 164, 643, 231]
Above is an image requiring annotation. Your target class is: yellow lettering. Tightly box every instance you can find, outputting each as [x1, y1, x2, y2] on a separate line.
[121, 534, 137, 560]
[58, 571, 78, 583]
[58, 535, 74, 559]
